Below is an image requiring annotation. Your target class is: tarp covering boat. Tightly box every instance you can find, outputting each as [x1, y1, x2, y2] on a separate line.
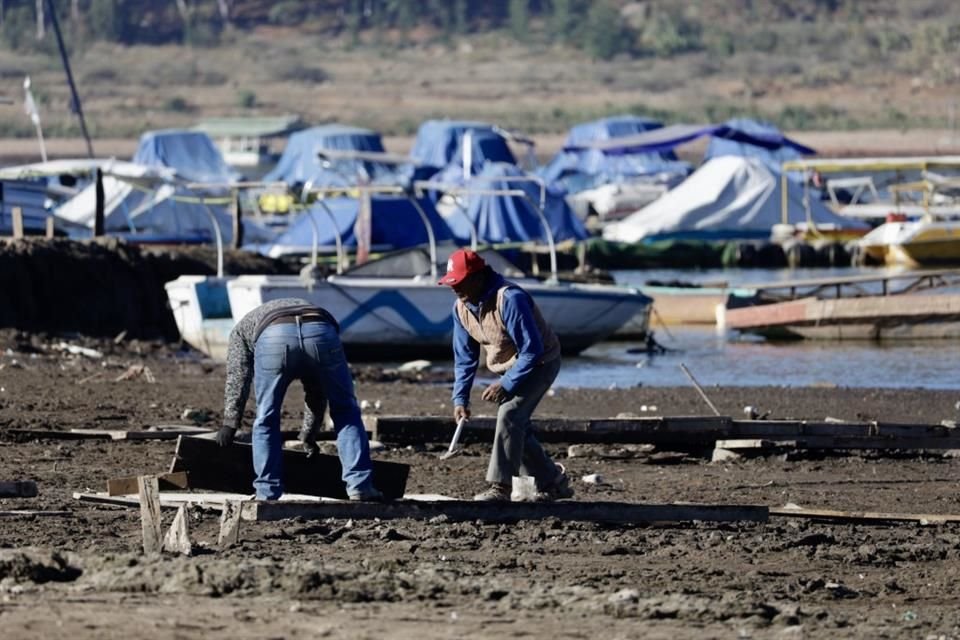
[408, 120, 508, 174]
[705, 118, 816, 174]
[430, 128, 519, 187]
[571, 119, 815, 162]
[56, 176, 274, 245]
[540, 116, 692, 194]
[258, 195, 454, 257]
[263, 124, 398, 187]
[443, 163, 589, 245]
[133, 129, 241, 184]
[603, 156, 866, 243]
[0, 179, 55, 235]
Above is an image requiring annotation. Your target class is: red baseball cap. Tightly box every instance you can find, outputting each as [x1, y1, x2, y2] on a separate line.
[438, 249, 486, 286]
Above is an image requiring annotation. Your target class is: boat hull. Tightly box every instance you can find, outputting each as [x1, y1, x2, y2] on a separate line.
[164, 274, 651, 360]
[227, 275, 651, 358]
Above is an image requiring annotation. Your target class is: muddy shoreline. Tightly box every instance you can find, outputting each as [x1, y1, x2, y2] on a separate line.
[2, 337, 960, 638]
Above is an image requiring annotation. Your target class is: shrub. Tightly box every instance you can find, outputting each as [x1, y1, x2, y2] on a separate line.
[237, 90, 256, 109]
[162, 96, 191, 112]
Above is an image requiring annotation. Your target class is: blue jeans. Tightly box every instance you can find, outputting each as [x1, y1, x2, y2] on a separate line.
[252, 320, 374, 500]
[486, 357, 562, 490]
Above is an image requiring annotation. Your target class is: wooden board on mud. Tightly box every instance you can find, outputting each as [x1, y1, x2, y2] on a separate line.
[169, 435, 409, 500]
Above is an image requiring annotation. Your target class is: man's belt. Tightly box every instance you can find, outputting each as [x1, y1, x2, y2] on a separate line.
[269, 313, 326, 326]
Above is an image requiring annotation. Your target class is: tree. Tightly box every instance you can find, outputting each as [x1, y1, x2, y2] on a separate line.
[583, 2, 627, 60]
[550, 0, 575, 42]
[509, 0, 528, 40]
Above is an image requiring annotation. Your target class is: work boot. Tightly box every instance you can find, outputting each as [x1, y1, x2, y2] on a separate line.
[473, 483, 511, 502]
[535, 464, 575, 502]
[348, 486, 384, 502]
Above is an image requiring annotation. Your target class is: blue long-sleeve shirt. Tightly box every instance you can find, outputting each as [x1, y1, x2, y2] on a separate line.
[451, 275, 545, 407]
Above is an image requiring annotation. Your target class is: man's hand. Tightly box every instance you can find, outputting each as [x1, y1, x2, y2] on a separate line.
[298, 426, 320, 458]
[215, 426, 236, 448]
[481, 382, 509, 404]
[453, 405, 471, 423]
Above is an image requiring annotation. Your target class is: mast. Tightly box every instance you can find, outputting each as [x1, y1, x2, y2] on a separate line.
[46, 0, 94, 157]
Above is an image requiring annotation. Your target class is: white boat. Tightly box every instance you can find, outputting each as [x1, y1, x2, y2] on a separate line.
[165, 183, 651, 360]
[223, 269, 649, 359]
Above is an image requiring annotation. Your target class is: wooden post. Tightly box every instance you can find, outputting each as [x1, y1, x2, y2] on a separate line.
[11, 206, 24, 239]
[231, 191, 243, 249]
[93, 167, 105, 237]
[162, 504, 193, 555]
[218, 500, 242, 549]
[45, 215, 55, 238]
[137, 475, 163, 554]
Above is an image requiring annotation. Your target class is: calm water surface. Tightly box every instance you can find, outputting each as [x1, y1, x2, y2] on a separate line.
[554, 266, 960, 390]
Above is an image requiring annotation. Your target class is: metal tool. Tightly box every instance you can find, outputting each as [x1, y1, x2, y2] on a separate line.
[679, 362, 722, 416]
[439, 416, 468, 460]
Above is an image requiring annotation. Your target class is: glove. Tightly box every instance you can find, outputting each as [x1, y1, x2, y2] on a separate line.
[453, 404, 471, 423]
[299, 427, 320, 458]
[215, 426, 236, 448]
[481, 382, 509, 404]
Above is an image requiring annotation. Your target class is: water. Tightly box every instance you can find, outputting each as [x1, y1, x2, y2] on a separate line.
[553, 266, 960, 390]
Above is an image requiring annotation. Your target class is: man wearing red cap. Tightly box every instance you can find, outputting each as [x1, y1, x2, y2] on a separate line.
[439, 248, 574, 502]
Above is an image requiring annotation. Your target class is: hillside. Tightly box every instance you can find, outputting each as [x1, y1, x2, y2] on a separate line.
[0, 0, 958, 159]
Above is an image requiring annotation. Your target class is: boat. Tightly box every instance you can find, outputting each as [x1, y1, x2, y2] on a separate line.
[782, 156, 960, 264]
[721, 269, 960, 340]
[165, 188, 652, 360]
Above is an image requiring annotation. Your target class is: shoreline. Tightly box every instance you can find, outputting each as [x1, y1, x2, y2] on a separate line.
[2, 127, 959, 165]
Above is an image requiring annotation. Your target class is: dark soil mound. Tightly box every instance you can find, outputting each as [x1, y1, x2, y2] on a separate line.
[0, 238, 295, 340]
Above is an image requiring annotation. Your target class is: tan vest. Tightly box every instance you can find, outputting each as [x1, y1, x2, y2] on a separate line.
[455, 285, 561, 374]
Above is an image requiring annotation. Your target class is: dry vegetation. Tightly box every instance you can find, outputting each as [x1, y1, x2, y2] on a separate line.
[0, 1, 959, 160]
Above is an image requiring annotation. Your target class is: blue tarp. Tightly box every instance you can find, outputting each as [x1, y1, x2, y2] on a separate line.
[260, 196, 453, 255]
[443, 163, 588, 245]
[541, 116, 692, 194]
[133, 129, 240, 184]
[0, 180, 54, 234]
[409, 120, 506, 173]
[264, 124, 399, 187]
[705, 118, 815, 173]
[572, 120, 816, 161]
[430, 128, 518, 188]
[563, 115, 666, 147]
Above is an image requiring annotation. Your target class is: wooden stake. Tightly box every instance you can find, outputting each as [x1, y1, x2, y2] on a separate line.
[231, 191, 243, 249]
[218, 500, 242, 549]
[137, 475, 163, 554]
[93, 168, 105, 237]
[162, 505, 193, 555]
[45, 215, 55, 238]
[11, 206, 24, 239]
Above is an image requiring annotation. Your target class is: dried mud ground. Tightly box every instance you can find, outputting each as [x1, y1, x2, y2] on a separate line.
[2, 335, 960, 639]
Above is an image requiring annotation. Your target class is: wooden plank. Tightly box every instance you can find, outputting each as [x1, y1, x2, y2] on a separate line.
[770, 506, 960, 524]
[74, 491, 249, 511]
[169, 435, 409, 501]
[108, 471, 189, 496]
[243, 500, 769, 525]
[367, 415, 731, 446]
[0, 480, 38, 498]
[162, 505, 193, 555]
[138, 476, 163, 555]
[218, 500, 242, 549]
[71, 426, 214, 441]
[8, 429, 112, 441]
[367, 415, 960, 449]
